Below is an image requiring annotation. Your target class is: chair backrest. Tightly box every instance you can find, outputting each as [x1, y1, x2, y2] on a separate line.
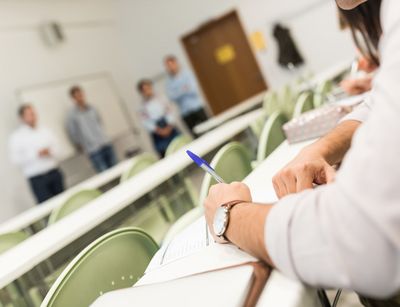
[48, 189, 102, 225]
[198, 142, 253, 205]
[0, 232, 29, 255]
[293, 92, 314, 118]
[41, 228, 159, 307]
[120, 153, 158, 183]
[257, 111, 287, 163]
[249, 113, 268, 140]
[165, 135, 193, 157]
[280, 84, 298, 119]
[313, 80, 333, 108]
[263, 91, 279, 117]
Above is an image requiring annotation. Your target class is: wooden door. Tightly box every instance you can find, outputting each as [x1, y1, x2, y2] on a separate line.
[182, 11, 267, 115]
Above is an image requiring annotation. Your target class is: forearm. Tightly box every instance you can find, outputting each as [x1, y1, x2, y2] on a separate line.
[304, 120, 360, 165]
[225, 203, 274, 265]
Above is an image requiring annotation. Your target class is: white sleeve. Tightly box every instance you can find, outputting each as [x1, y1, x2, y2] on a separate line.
[340, 97, 372, 123]
[265, 0, 400, 298]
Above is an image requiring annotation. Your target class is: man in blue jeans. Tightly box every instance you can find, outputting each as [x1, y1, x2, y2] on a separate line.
[66, 86, 117, 173]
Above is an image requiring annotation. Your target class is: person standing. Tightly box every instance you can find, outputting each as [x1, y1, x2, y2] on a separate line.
[164, 55, 208, 135]
[66, 86, 117, 173]
[137, 79, 180, 157]
[9, 104, 64, 204]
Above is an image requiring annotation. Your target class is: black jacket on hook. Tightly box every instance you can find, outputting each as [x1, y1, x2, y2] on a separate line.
[273, 23, 305, 68]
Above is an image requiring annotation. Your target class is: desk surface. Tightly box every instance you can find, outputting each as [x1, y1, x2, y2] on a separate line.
[193, 91, 266, 135]
[0, 109, 263, 289]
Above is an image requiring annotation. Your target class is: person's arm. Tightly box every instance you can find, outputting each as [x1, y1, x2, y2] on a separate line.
[205, 1, 400, 298]
[139, 108, 157, 133]
[272, 120, 360, 198]
[66, 114, 81, 148]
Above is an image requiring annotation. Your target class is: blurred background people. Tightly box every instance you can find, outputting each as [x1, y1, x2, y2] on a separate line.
[66, 86, 117, 173]
[164, 55, 208, 135]
[9, 104, 64, 204]
[137, 79, 180, 157]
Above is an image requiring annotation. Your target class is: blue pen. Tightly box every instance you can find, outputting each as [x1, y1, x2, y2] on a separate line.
[186, 150, 225, 183]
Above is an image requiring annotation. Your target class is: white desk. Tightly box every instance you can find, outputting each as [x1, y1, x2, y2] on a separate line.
[0, 157, 133, 235]
[0, 109, 264, 289]
[92, 140, 317, 307]
[193, 91, 266, 135]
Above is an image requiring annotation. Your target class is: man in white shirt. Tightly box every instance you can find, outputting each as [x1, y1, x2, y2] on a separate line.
[204, 0, 400, 302]
[9, 104, 64, 204]
[137, 79, 180, 157]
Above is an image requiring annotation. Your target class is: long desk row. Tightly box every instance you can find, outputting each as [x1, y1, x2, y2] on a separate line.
[0, 109, 264, 289]
[92, 139, 318, 307]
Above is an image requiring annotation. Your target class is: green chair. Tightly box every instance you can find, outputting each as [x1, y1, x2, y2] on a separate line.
[313, 80, 333, 108]
[263, 91, 280, 117]
[165, 135, 193, 156]
[0, 232, 41, 307]
[293, 92, 314, 118]
[0, 232, 29, 255]
[249, 113, 268, 140]
[199, 142, 253, 205]
[48, 189, 102, 225]
[165, 135, 198, 219]
[120, 153, 158, 183]
[256, 111, 287, 164]
[279, 84, 297, 119]
[164, 142, 253, 244]
[122, 198, 172, 244]
[41, 228, 159, 307]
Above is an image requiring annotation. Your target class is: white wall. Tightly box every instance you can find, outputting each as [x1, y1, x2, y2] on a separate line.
[0, 0, 146, 223]
[116, 0, 356, 99]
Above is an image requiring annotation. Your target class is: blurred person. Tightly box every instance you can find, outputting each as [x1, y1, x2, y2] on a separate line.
[338, 1, 381, 95]
[205, 0, 400, 304]
[164, 55, 208, 135]
[9, 104, 64, 204]
[66, 86, 117, 173]
[137, 79, 180, 157]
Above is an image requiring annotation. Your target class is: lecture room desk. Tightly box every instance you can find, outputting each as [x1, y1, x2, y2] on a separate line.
[0, 109, 264, 289]
[92, 139, 318, 307]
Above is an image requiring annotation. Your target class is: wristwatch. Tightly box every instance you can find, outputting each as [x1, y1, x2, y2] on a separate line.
[213, 200, 246, 243]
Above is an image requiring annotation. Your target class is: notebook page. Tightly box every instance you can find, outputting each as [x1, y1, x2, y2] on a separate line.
[146, 217, 213, 273]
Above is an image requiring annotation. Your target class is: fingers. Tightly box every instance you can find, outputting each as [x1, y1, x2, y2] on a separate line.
[324, 165, 336, 183]
[296, 172, 314, 192]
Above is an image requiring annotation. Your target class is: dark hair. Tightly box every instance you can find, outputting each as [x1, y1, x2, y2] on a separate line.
[164, 55, 177, 63]
[137, 79, 153, 93]
[18, 104, 32, 118]
[69, 85, 82, 97]
[338, 0, 382, 66]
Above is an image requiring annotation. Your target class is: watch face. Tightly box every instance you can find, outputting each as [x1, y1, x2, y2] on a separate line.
[213, 206, 228, 236]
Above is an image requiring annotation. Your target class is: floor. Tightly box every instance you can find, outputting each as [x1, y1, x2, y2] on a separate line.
[327, 290, 363, 307]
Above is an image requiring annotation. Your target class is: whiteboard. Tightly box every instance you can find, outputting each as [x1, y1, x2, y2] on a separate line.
[18, 73, 132, 160]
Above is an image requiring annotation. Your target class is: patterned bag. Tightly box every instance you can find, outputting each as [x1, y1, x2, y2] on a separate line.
[283, 104, 352, 144]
